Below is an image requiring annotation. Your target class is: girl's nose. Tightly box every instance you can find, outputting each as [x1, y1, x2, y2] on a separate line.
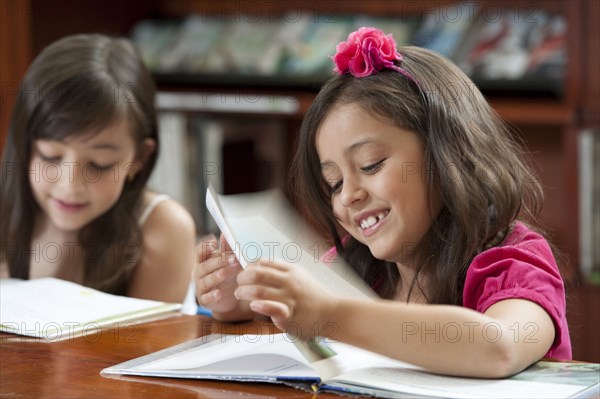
[339, 178, 367, 207]
[56, 162, 86, 194]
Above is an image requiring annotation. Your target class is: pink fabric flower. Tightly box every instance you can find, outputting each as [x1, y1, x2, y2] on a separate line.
[332, 27, 403, 78]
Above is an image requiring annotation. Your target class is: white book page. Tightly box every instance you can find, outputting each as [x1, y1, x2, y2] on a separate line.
[120, 334, 318, 379]
[304, 341, 597, 398]
[0, 278, 178, 338]
[328, 367, 589, 399]
[205, 186, 377, 300]
[309, 340, 418, 382]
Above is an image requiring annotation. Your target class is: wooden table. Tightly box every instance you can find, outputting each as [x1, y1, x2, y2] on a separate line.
[0, 314, 343, 398]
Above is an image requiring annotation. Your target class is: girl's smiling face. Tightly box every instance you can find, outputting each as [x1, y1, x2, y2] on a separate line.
[316, 103, 441, 264]
[29, 117, 146, 233]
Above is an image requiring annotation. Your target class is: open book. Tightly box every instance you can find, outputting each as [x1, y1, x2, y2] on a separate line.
[102, 187, 600, 398]
[101, 332, 600, 399]
[204, 184, 377, 300]
[0, 278, 181, 341]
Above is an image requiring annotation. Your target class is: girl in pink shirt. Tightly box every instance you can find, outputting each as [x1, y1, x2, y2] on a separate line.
[193, 27, 571, 377]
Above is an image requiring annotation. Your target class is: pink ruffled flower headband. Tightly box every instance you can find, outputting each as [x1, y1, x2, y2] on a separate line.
[332, 27, 417, 83]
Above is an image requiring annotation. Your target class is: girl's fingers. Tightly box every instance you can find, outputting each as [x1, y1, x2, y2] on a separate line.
[197, 288, 221, 308]
[195, 250, 239, 279]
[248, 300, 290, 323]
[194, 261, 238, 293]
[234, 284, 283, 302]
[251, 259, 290, 271]
[196, 238, 218, 262]
[236, 263, 288, 286]
[193, 255, 223, 280]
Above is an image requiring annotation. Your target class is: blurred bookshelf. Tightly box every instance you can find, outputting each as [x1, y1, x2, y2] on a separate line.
[1, 0, 598, 362]
[130, 4, 567, 97]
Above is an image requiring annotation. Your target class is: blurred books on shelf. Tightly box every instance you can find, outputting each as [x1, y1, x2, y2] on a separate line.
[148, 101, 289, 236]
[130, 14, 419, 89]
[453, 9, 566, 96]
[578, 129, 600, 285]
[411, 2, 476, 59]
[130, 6, 565, 96]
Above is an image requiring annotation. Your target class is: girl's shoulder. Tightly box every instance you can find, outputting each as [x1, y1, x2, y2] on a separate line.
[464, 220, 563, 309]
[464, 221, 571, 360]
[139, 191, 195, 235]
[127, 191, 196, 302]
[502, 221, 548, 248]
[469, 221, 555, 273]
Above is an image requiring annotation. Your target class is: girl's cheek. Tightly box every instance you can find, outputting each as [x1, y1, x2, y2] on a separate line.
[331, 199, 344, 220]
[92, 174, 127, 200]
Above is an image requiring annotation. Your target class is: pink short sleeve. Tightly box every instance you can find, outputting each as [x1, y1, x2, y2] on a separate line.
[320, 245, 338, 264]
[463, 223, 572, 360]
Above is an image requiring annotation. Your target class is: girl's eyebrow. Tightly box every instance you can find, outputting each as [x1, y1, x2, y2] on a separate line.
[91, 143, 121, 151]
[320, 138, 378, 169]
[346, 138, 377, 153]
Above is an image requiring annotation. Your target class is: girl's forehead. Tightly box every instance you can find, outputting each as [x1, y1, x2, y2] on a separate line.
[315, 107, 423, 165]
[316, 104, 362, 143]
[79, 118, 132, 144]
[316, 105, 388, 149]
[38, 117, 134, 149]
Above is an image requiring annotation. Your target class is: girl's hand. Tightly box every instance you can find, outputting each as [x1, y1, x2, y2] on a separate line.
[192, 235, 252, 321]
[235, 260, 339, 340]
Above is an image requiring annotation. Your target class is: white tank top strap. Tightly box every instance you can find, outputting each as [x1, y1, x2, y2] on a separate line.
[138, 194, 170, 226]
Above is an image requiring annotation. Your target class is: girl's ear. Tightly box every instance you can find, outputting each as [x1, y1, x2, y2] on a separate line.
[133, 138, 156, 175]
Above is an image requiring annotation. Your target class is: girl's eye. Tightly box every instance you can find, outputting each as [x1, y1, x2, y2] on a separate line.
[38, 153, 61, 163]
[89, 162, 117, 171]
[361, 159, 385, 174]
[330, 180, 343, 194]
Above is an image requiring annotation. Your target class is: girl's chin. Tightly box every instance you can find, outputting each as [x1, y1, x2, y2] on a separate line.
[367, 242, 408, 264]
[366, 246, 394, 262]
[352, 236, 400, 262]
[49, 216, 87, 233]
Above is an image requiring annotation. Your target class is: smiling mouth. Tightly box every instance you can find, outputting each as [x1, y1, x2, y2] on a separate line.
[55, 198, 88, 211]
[359, 210, 389, 230]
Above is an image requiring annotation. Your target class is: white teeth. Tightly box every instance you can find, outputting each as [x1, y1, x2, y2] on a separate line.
[359, 212, 388, 229]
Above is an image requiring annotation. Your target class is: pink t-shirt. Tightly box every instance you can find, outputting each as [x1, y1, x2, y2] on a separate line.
[463, 222, 572, 360]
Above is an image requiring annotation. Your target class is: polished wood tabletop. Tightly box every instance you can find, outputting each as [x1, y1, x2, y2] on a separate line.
[0, 314, 344, 398]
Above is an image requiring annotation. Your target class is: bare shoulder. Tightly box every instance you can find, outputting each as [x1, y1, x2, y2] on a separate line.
[127, 192, 196, 302]
[141, 193, 195, 238]
[138, 192, 196, 273]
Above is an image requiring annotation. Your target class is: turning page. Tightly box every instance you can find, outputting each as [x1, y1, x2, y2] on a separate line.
[205, 185, 377, 300]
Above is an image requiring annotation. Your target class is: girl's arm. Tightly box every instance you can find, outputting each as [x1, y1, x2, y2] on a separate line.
[127, 198, 196, 303]
[327, 297, 554, 378]
[235, 261, 555, 379]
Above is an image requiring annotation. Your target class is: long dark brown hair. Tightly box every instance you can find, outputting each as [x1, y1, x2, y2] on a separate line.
[290, 46, 544, 304]
[0, 34, 158, 294]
